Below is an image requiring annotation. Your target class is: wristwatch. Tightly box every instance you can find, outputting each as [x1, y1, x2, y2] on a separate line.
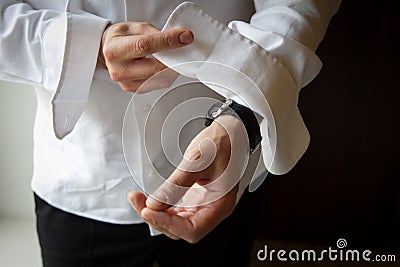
[205, 99, 262, 154]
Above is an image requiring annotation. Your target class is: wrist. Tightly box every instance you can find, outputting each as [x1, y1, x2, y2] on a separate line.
[214, 114, 242, 131]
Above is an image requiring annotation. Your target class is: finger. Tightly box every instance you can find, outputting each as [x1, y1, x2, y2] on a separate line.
[141, 207, 191, 241]
[135, 69, 179, 94]
[144, 186, 238, 243]
[118, 80, 147, 92]
[141, 206, 210, 244]
[107, 22, 160, 37]
[122, 29, 194, 59]
[127, 191, 181, 240]
[101, 22, 158, 63]
[163, 232, 181, 241]
[109, 58, 166, 82]
[140, 207, 181, 240]
[127, 190, 147, 214]
[129, 22, 161, 35]
[119, 75, 177, 93]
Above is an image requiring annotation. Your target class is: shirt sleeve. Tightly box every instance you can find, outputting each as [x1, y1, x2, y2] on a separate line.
[230, 0, 342, 89]
[0, 1, 110, 139]
[154, 1, 341, 176]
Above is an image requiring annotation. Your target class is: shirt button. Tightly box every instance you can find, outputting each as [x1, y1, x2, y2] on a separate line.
[143, 104, 151, 112]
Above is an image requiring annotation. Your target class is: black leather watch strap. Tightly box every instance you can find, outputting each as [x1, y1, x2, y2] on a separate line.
[205, 99, 262, 153]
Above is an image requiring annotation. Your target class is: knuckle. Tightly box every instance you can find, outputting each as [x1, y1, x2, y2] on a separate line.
[111, 22, 130, 34]
[109, 63, 130, 82]
[109, 71, 120, 81]
[186, 235, 201, 244]
[134, 37, 151, 55]
[109, 70, 125, 82]
[161, 32, 174, 48]
[137, 22, 152, 33]
[103, 46, 116, 62]
[184, 147, 201, 161]
[120, 82, 138, 93]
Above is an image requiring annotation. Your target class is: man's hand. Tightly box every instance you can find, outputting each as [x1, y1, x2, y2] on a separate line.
[128, 115, 249, 243]
[98, 21, 193, 92]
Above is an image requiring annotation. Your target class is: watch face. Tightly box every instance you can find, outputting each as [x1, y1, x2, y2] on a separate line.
[211, 108, 222, 118]
[210, 100, 234, 119]
[208, 103, 221, 119]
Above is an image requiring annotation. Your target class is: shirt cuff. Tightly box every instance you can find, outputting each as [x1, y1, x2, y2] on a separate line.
[47, 11, 109, 139]
[154, 2, 311, 175]
[228, 21, 322, 90]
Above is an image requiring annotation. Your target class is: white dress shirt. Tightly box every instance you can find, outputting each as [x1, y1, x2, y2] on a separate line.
[0, 0, 340, 225]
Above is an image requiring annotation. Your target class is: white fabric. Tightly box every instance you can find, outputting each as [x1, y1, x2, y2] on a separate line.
[154, 2, 320, 175]
[0, 0, 340, 225]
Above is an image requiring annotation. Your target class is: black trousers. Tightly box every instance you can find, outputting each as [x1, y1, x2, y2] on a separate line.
[35, 186, 264, 267]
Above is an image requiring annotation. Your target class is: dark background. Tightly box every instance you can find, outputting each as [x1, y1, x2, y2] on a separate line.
[254, 0, 399, 253]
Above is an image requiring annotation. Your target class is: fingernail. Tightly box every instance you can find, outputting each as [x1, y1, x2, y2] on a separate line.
[179, 31, 194, 44]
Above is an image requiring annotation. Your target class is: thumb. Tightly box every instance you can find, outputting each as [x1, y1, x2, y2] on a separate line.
[146, 138, 216, 210]
[146, 138, 217, 210]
